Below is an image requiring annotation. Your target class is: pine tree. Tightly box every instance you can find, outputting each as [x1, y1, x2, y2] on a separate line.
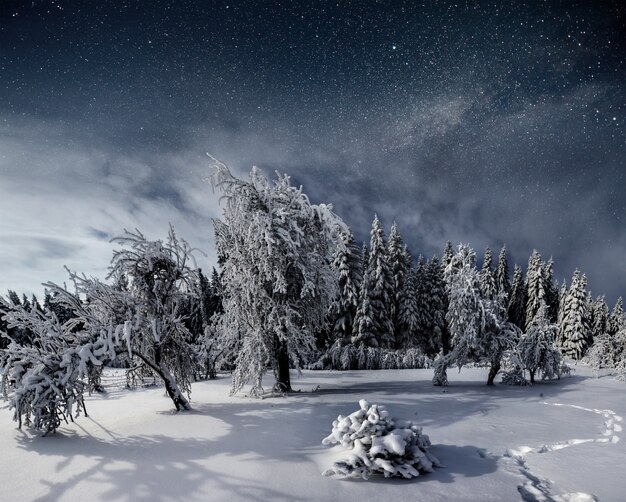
[397, 265, 419, 349]
[591, 296, 609, 339]
[425, 256, 447, 356]
[388, 223, 410, 345]
[559, 270, 590, 360]
[607, 297, 625, 336]
[495, 245, 511, 299]
[480, 247, 496, 300]
[525, 250, 546, 331]
[354, 215, 394, 348]
[543, 258, 559, 323]
[557, 280, 568, 326]
[413, 255, 430, 351]
[332, 229, 363, 345]
[508, 265, 526, 330]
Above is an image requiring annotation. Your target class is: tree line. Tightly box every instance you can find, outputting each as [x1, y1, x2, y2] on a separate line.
[1, 163, 625, 434]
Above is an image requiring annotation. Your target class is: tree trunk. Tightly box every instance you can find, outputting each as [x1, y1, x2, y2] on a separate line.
[274, 338, 292, 392]
[487, 361, 500, 386]
[136, 350, 191, 411]
[529, 369, 536, 384]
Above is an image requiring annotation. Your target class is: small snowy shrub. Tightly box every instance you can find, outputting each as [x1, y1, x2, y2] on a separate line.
[322, 399, 441, 479]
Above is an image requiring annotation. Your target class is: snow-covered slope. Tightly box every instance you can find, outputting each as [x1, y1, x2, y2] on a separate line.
[1, 366, 624, 501]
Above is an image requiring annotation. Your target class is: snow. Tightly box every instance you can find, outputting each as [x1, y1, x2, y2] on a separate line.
[1, 365, 625, 501]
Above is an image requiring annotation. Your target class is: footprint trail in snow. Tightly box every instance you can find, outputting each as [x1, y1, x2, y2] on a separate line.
[501, 402, 623, 502]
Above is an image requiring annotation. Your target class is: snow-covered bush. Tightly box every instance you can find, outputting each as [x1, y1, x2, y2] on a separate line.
[322, 399, 441, 479]
[0, 298, 117, 434]
[500, 368, 529, 386]
[585, 328, 626, 377]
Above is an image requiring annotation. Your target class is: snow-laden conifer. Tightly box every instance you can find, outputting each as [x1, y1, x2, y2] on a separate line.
[517, 304, 562, 383]
[508, 265, 526, 330]
[353, 215, 394, 348]
[480, 247, 496, 300]
[388, 223, 410, 344]
[396, 265, 419, 349]
[432, 245, 520, 386]
[525, 250, 546, 331]
[607, 297, 625, 337]
[322, 399, 441, 479]
[590, 296, 609, 340]
[559, 270, 590, 360]
[495, 245, 511, 299]
[425, 256, 448, 355]
[331, 229, 362, 345]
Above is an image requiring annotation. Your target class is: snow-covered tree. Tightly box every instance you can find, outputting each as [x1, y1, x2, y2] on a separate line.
[424, 256, 448, 355]
[353, 215, 394, 348]
[1, 286, 117, 434]
[413, 255, 431, 351]
[480, 247, 496, 300]
[388, 223, 410, 343]
[607, 297, 625, 337]
[396, 265, 419, 349]
[322, 399, 441, 479]
[590, 296, 609, 340]
[508, 265, 526, 330]
[495, 245, 511, 299]
[525, 250, 546, 331]
[516, 304, 562, 383]
[330, 229, 362, 345]
[557, 280, 568, 326]
[432, 245, 519, 386]
[105, 227, 199, 410]
[559, 270, 590, 360]
[543, 258, 559, 323]
[211, 162, 343, 396]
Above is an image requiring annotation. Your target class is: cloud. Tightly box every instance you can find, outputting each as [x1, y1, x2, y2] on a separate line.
[0, 119, 222, 296]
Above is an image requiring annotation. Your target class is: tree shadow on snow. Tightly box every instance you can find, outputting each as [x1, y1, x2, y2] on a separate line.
[15, 427, 296, 502]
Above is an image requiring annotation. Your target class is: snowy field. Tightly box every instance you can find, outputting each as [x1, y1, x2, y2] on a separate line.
[1, 366, 625, 502]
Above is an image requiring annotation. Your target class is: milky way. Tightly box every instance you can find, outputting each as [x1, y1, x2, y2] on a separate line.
[0, 1, 624, 301]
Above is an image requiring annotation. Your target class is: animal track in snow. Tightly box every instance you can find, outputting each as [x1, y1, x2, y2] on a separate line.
[503, 401, 622, 502]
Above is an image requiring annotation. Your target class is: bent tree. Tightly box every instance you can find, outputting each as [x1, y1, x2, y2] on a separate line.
[106, 228, 198, 411]
[211, 160, 344, 396]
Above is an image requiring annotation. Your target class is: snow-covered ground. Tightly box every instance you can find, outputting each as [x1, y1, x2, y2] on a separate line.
[1, 366, 624, 501]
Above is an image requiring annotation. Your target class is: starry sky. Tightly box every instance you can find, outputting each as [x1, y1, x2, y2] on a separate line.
[0, 1, 624, 303]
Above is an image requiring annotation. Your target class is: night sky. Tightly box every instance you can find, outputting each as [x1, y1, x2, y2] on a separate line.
[0, 1, 624, 302]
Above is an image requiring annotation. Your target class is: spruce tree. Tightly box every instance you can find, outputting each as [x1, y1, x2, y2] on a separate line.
[413, 255, 432, 353]
[480, 247, 496, 300]
[591, 296, 609, 339]
[543, 258, 559, 323]
[353, 215, 394, 348]
[608, 297, 625, 336]
[332, 229, 363, 345]
[557, 280, 568, 326]
[388, 223, 410, 344]
[495, 245, 511, 299]
[559, 270, 590, 359]
[508, 265, 526, 330]
[525, 250, 546, 331]
[425, 256, 447, 355]
[397, 264, 419, 349]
